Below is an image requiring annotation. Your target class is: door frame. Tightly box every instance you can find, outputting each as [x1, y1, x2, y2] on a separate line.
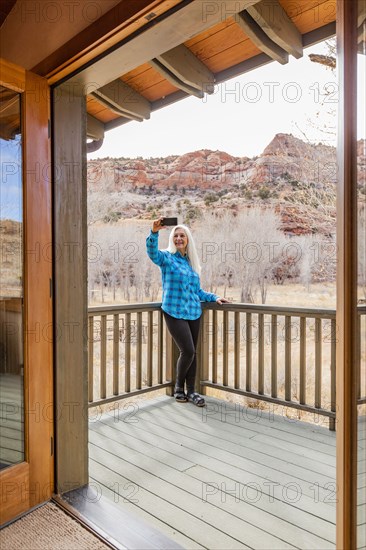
[0, 58, 53, 525]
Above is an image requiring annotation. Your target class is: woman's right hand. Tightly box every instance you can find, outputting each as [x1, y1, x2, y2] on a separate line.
[152, 217, 164, 233]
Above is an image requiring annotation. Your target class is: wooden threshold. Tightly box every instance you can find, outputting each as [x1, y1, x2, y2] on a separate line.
[56, 486, 183, 550]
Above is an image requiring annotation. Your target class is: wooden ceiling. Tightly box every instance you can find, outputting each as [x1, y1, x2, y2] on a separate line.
[84, 0, 344, 141]
[1, 0, 365, 142]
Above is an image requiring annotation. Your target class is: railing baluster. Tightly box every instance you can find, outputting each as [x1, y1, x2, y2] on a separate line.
[158, 310, 163, 384]
[223, 310, 229, 386]
[113, 314, 119, 395]
[246, 312, 252, 392]
[258, 313, 264, 395]
[125, 312, 131, 393]
[147, 311, 153, 386]
[100, 314, 107, 399]
[315, 317, 322, 409]
[212, 309, 217, 384]
[136, 312, 142, 390]
[285, 315, 291, 401]
[300, 317, 306, 404]
[88, 315, 94, 402]
[234, 312, 240, 389]
[330, 318, 336, 431]
[271, 314, 277, 398]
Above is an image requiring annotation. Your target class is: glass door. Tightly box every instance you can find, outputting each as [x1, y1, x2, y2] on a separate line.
[0, 86, 24, 469]
[0, 59, 53, 525]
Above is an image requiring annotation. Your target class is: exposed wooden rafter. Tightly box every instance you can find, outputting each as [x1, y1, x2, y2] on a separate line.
[246, 0, 303, 59]
[149, 58, 204, 97]
[154, 44, 215, 95]
[91, 80, 151, 122]
[236, 11, 288, 65]
[87, 114, 105, 141]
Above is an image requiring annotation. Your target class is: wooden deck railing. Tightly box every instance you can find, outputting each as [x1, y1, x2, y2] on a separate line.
[88, 302, 366, 430]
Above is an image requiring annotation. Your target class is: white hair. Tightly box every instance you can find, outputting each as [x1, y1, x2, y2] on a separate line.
[165, 224, 201, 275]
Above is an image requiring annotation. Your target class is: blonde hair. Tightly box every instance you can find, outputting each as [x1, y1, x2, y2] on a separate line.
[166, 224, 201, 275]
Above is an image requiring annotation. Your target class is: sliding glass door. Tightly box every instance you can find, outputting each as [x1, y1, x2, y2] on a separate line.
[0, 59, 53, 525]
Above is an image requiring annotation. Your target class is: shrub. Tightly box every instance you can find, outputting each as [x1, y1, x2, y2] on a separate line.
[258, 186, 271, 199]
[204, 192, 219, 206]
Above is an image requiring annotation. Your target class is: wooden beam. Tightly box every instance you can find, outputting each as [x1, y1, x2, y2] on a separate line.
[247, 0, 303, 59]
[236, 11, 288, 65]
[32, 1, 181, 81]
[92, 80, 151, 121]
[156, 44, 215, 94]
[336, 1, 358, 549]
[65, 1, 259, 90]
[149, 59, 204, 98]
[53, 83, 88, 493]
[87, 114, 105, 141]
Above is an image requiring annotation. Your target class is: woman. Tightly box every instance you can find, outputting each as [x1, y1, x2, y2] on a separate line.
[146, 217, 229, 406]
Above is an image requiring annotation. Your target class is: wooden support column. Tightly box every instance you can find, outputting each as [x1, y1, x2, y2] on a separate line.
[336, 1, 358, 548]
[53, 83, 88, 493]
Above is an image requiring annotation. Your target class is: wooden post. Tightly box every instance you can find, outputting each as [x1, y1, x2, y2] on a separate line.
[53, 83, 88, 493]
[196, 308, 209, 394]
[336, 1, 359, 548]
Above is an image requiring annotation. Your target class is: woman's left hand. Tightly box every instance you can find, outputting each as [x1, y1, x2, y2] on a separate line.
[216, 297, 231, 305]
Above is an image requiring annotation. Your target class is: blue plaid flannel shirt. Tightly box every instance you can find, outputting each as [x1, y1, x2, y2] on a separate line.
[146, 230, 218, 320]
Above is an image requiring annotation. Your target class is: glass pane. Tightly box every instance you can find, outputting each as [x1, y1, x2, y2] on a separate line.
[0, 86, 24, 468]
[358, 1, 366, 547]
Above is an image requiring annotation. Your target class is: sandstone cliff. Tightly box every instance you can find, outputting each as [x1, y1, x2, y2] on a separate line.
[87, 133, 366, 235]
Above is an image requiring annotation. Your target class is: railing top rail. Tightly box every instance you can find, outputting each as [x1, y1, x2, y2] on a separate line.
[201, 302, 337, 318]
[88, 302, 366, 317]
[88, 303, 163, 315]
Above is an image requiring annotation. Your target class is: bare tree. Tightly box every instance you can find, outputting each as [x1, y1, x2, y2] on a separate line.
[197, 208, 289, 304]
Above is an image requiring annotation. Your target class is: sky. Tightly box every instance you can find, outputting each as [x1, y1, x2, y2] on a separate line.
[88, 41, 345, 161]
[0, 136, 22, 221]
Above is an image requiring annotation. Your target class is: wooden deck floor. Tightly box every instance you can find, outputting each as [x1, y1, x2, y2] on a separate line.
[89, 395, 362, 550]
[0, 373, 24, 468]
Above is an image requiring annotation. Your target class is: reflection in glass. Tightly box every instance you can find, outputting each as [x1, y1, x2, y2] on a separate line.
[0, 86, 24, 468]
[358, 1, 366, 547]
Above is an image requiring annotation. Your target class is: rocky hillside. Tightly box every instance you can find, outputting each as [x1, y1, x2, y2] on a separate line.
[87, 133, 366, 235]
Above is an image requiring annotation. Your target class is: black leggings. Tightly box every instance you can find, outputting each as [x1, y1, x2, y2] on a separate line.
[163, 311, 201, 393]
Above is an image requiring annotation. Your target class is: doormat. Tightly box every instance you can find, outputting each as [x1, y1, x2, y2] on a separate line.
[0, 501, 111, 549]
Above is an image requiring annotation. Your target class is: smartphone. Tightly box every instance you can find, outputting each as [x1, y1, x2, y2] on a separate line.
[161, 217, 178, 226]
